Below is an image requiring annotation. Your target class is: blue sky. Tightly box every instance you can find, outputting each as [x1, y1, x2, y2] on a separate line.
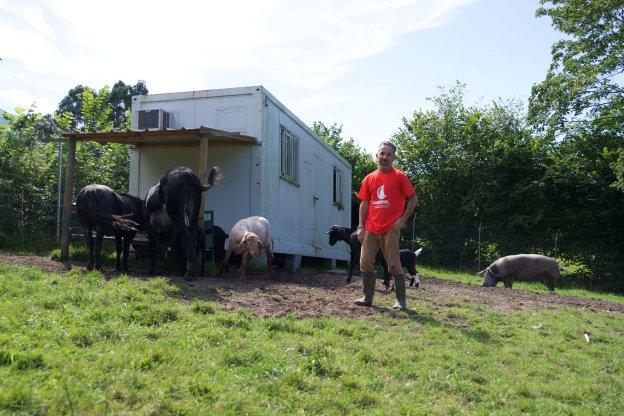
[0, 0, 561, 153]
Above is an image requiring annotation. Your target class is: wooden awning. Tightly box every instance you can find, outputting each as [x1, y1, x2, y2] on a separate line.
[61, 126, 259, 146]
[58, 126, 259, 258]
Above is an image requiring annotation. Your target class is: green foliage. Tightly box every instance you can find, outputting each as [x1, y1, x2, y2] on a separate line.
[57, 80, 148, 130]
[539, 126, 624, 285]
[528, 0, 624, 136]
[394, 83, 551, 259]
[614, 148, 624, 192]
[80, 87, 112, 133]
[527, 1, 624, 285]
[0, 107, 61, 250]
[56, 85, 91, 130]
[0, 81, 143, 249]
[312, 121, 376, 192]
[108, 80, 148, 129]
[0, 263, 622, 414]
[394, 82, 624, 287]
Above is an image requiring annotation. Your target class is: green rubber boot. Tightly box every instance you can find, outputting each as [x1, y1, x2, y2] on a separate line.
[355, 272, 376, 306]
[393, 273, 407, 309]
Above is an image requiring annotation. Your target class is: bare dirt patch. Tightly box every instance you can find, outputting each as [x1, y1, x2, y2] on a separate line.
[1, 252, 622, 317]
[175, 271, 624, 317]
[0, 252, 70, 274]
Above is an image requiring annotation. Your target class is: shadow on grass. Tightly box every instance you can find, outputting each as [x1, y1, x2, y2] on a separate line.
[556, 274, 624, 295]
[376, 306, 498, 346]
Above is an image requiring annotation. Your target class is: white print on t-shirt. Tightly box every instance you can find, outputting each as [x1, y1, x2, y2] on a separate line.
[376, 185, 386, 199]
[372, 185, 389, 206]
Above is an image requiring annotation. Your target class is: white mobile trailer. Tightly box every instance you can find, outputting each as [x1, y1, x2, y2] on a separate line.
[129, 86, 351, 264]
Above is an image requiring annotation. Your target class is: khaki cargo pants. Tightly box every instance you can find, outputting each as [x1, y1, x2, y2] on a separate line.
[360, 228, 402, 274]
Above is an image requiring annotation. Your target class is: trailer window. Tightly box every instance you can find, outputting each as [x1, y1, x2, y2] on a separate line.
[280, 125, 299, 186]
[333, 166, 343, 209]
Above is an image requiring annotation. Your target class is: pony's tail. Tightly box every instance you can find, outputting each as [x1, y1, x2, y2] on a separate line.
[91, 210, 139, 232]
[200, 166, 224, 191]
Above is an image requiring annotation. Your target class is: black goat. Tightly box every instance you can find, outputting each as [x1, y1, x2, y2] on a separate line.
[76, 185, 144, 272]
[326, 225, 422, 289]
[211, 225, 229, 262]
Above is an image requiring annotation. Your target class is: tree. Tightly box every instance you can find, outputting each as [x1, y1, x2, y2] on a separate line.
[311, 121, 376, 192]
[527, 0, 624, 287]
[57, 85, 92, 130]
[528, 0, 624, 136]
[0, 107, 60, 249]
[540, 125, 624, 287]
[81, 87, 113, 132]
[109, 80, 148, 129]
[393, 83, 551, 266]
[56, 80, 148, 130]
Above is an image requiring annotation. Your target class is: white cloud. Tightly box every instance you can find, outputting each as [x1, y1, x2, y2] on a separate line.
[0, 0, 475, 112]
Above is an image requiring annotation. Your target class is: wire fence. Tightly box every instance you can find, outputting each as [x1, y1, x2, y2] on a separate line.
[0, 191, 59, 252]
[401, 220, 588, 275]
[1, 187, 621, 290]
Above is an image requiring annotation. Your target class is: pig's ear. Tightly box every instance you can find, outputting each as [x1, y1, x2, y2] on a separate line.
[486, 267, 499, 278]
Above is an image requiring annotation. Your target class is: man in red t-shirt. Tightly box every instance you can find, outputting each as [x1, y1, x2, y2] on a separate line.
[355, 141, 417, 309]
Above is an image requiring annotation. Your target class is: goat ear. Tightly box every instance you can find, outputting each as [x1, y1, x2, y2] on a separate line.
[477, 269, 486, 275]
[258, 240, 265, 249]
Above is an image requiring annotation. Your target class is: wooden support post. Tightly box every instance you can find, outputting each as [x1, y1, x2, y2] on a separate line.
[325, 258, 337, 269]
[60, 139, 76, 260]
[198, 137, 209, 213]
[284, 255, 302, 272]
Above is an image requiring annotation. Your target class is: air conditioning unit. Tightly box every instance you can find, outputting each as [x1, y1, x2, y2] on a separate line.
[138, 109, 169, 130]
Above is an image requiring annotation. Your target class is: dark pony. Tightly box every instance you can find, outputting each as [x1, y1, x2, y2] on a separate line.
[76, 184, 144, 271]
[144, 166, 223, 278]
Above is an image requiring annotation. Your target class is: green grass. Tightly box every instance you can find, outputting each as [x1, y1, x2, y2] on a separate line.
[420, 265, 624, 304]
[0, 263, 623, 415]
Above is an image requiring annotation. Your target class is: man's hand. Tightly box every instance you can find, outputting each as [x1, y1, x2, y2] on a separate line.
[392, 218, 407, 230]
[356, 226, 365, 243]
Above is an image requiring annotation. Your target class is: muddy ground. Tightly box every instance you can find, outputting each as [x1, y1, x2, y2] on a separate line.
[1, 252, 622, 317]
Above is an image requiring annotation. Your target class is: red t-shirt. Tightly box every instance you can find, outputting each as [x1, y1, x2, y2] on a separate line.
[358, 167, 415, 234]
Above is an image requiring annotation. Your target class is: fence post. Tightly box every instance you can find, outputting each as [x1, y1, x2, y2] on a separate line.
[43, 114, 64, 243]
[459, 247, 463, 272]
[477, 222, 482, 272]
[60, 139, 76, 260]
[56, 139, 63, 243]
[554, 230, 559, 260]
[411, 213, 416, 251]
[20, 188, 25, 247]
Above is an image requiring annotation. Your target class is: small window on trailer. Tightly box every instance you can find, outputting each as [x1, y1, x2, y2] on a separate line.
[333, 166, 343, 209]
[280, 125, 299, 186]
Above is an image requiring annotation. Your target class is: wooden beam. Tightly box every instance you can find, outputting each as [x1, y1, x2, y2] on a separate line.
[198, 137, 209, 214]
[63, 128, 259, 146]
[60, 139, 76, 260]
